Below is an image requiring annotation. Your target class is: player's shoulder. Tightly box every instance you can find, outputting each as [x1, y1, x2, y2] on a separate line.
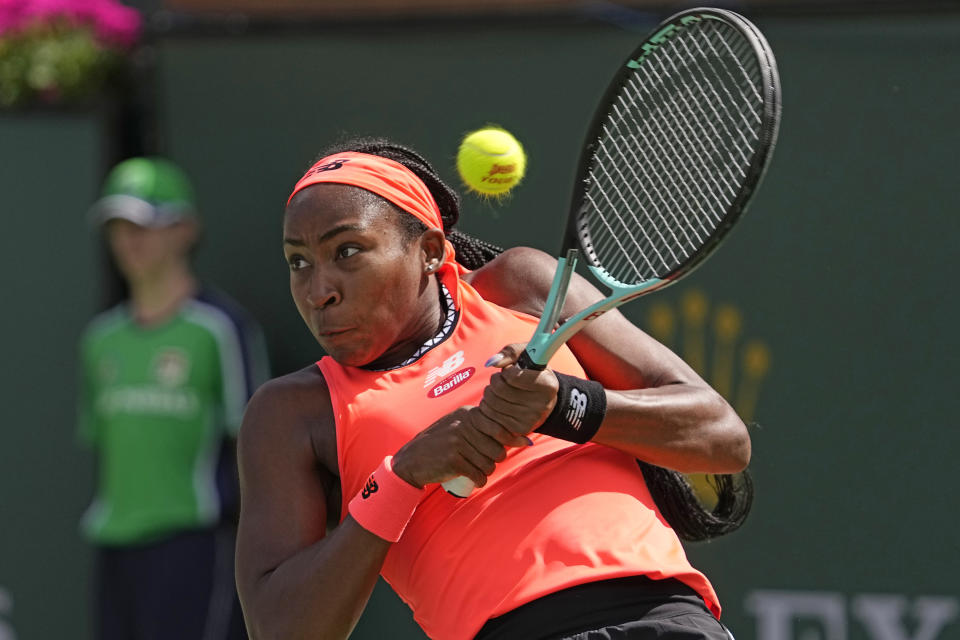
[242, 366, 331, 436]
[247, 365, 329, 417]
[464, 246, 559, 316]
[239, 364, 336, 469]
[479, 246, 558, 276]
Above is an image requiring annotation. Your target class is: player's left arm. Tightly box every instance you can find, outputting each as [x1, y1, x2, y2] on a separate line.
[468, 246, 750, 474]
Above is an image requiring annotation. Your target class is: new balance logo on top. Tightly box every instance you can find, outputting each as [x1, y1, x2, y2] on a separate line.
[565, 389, 588, 431]
[361, 475, 378, 499]
[424, 351, 465, 389]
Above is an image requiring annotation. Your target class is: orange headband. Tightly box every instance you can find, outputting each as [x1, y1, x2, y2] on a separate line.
[288, 152, 457, 266]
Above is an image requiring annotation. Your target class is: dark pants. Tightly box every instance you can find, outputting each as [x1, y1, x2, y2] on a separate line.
[94, 527, 247, 640]
[550, 610, 734, 639]
[476, 576, 734, 640]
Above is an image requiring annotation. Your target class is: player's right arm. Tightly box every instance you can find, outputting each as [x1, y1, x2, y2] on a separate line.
[235, 366, 522, 639]
[235, 366, 392, 639]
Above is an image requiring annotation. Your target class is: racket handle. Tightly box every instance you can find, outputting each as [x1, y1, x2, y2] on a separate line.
[441, 476, 475, 498]
[517, 349, 546, 371]
[442, 351, 545, 498]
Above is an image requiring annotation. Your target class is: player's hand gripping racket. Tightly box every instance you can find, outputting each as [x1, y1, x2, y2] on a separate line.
[442, 7, 781, 498]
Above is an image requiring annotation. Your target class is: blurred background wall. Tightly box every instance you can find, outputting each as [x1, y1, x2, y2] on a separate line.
[1, 1, 958, 639]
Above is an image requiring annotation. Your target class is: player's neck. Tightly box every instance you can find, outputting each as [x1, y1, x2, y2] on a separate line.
[362, 276, 450, 371]
[127, 263, 197, 326]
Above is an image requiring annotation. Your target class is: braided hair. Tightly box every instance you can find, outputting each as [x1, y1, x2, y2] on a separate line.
[314, 136, 753, 541]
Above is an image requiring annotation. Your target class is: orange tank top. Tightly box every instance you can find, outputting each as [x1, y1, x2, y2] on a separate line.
[317, 268, 719, 640]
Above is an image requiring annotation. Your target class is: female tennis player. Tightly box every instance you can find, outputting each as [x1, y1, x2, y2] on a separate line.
[235, 138, 752, 640]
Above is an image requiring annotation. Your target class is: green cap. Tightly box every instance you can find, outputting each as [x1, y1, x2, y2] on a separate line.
[90, 157, 197, 227]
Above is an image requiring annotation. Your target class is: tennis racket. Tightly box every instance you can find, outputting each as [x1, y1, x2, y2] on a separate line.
[443, 7, 781, 497]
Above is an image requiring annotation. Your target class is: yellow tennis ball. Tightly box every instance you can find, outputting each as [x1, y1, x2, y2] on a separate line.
[456, 127, 527, 196]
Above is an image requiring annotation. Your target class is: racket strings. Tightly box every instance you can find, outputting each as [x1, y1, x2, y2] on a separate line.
[582, 18, 766, 286]
[636, 29, 752, 231]
[588, 85, 722, 280]
[660, 52, 755, 184]
[619, 83, 721, 239]
[636, 58, 743, 222]
[584, 169, 660, 276]
[589, 132, 686, 276]
[677, 34, 762, 154]
[590, 95, 714, 277]
[614, 94, 713, 242]
[595, 37, 747, 254]
[589, 147, 688, 278]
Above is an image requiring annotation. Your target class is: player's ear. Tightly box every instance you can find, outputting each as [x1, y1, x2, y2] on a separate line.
[419, 228, 446, 272]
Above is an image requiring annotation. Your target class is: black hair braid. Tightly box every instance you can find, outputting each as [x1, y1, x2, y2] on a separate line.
[317, 136, 504, 270]
[316, 136, 751, 542]
[638, 462, 754, 542]
[446, 229, 504, 271]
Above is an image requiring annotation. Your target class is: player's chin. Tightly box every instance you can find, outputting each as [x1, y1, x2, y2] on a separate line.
[317, 334, 375, 367]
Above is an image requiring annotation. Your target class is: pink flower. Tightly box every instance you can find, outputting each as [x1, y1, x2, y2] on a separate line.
[96, 3, 140, 47]
[0, 1, 28, 34]
[0, 0, 141, 47]
[21, 0, 84, 24]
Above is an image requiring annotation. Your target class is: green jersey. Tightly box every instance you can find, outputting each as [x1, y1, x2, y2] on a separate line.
[78, 289, 269, 545]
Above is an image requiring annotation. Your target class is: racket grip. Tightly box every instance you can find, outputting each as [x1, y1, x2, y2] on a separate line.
[443, 351, 544, 498]
[441, 476, 475, 498]
[517, 349, 546, 371]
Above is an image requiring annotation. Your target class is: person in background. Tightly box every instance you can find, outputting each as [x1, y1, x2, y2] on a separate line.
[78, 156, 269, 640]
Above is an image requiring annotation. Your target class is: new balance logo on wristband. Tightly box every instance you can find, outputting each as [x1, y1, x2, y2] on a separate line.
[565, 389, 588, 431]
[361, 475, 379, 499]
[349, 457, 423, 543]
[536, 373, 606, 444]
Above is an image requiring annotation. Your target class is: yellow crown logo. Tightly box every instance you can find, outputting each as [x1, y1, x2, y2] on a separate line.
[644, 288, 772, 508]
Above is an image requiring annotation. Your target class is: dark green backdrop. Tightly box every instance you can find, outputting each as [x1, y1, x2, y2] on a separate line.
[1, 11, 958, 640]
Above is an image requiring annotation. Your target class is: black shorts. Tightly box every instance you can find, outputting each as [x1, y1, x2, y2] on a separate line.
[94, 526, 247, 640]
[475, 575, 734, 640]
